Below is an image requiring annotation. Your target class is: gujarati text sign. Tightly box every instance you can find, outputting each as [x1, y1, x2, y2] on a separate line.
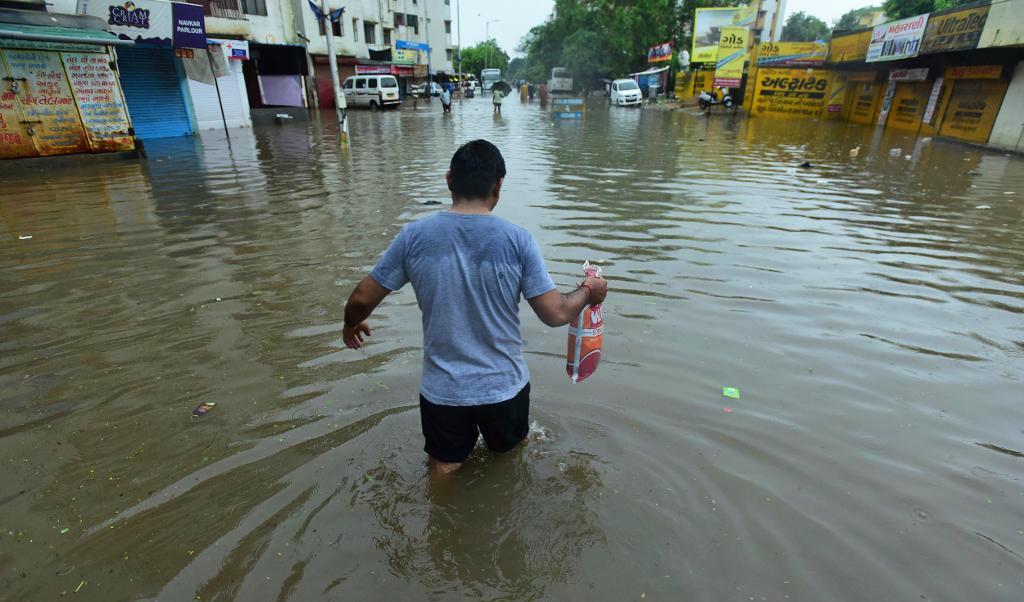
[752, 68, 834, 118]
[1, 48, 88, 156]
[61, 52, 133, 151]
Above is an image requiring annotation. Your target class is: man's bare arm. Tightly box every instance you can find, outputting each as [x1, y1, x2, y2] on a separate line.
[343, 276, 392, 348]
[527, 276, 607, 327]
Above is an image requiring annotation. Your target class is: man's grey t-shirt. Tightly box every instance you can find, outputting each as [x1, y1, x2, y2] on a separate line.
[371, 212, 556, 406]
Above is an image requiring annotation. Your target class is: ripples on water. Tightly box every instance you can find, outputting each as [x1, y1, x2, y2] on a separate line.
[1, 99, 1023, 601]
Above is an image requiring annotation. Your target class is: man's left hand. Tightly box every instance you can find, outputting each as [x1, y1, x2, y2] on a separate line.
[343, 322, 372, 349]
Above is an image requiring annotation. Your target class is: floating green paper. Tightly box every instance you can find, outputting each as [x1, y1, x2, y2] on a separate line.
[722, 387, 740, 399]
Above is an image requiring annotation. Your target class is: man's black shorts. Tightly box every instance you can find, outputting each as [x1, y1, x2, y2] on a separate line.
[420, 383, 530, 463]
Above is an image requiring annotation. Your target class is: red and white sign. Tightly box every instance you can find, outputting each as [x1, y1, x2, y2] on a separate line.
[867, 14, 929, 62]
[889, 67, 929, 81]
[355, 64, 396, 75]
[209, 38, 248, 60]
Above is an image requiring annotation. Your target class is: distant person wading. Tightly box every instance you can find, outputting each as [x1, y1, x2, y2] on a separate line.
[342, 140, 608, 475]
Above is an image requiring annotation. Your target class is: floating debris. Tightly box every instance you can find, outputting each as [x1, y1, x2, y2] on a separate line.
[975, 205, 991, 210]
[723, 407, 733, 413]
[60, 528, 69, 535]
[18, 235, 32, 240]
[798, 161, 812, 169]
[722, 387, 740, 399]
[889, 148, 901, 157]
[191, 402, 216, 417]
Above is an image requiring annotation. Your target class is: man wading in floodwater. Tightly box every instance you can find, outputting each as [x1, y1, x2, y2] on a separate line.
[342, 140, 608, 474]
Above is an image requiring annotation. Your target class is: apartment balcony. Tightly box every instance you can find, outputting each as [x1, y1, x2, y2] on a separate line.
[193, 0, 253, 36]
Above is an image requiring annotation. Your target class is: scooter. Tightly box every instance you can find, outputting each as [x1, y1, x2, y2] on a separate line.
[698, 89, 735, 112]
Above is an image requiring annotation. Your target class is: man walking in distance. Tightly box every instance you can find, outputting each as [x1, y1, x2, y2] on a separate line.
[342, 140, 608, 474]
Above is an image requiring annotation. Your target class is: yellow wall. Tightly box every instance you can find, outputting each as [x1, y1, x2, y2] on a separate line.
[848, 80, 883, 124]
[939, 79, 1010, 143]
[886, 81, 932, 132]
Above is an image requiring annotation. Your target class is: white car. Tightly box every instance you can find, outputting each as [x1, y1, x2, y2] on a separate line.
[610, 78, 642, 106]
[342, 75, 401, 110]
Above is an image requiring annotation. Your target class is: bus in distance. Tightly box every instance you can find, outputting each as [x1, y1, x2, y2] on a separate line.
[481, 69, 501, 91]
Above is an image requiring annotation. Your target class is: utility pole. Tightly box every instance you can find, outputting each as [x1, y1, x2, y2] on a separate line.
[321, 0, 349, 148]
[485, 19, 500, 70]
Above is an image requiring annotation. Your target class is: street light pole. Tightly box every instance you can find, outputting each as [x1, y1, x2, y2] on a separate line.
[321, 0, 349, 148]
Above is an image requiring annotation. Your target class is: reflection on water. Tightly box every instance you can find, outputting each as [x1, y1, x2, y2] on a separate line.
[1, 98, 1023, 601]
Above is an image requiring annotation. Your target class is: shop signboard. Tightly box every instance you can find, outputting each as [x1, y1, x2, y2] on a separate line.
[211, 38, 248, 60]
[889, 68, 929, 81]
[751, 68, 834, 118]
[355, 65, 393, 75]
[61, 52, 133, 151]
[828, 29, 871, 63]
[713, 27, 747, 88]
[867, 13, 929, 62]
[394, 48, 417, 65]
[921, 77, 945, 124]
[1, 48, 89, 156]
[79, 0, 207, 48]
[756, 42, 828, 67]
[647, 41, 673, 63]
[692, 6, 756, 64]
[920, 4, 989, 55]
[945, 65, 1002, 80]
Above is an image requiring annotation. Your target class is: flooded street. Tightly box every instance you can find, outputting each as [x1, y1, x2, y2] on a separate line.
[2, 97, 1023, 601]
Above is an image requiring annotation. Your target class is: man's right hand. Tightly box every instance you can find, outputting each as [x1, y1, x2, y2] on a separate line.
[583, 276, 608, 305]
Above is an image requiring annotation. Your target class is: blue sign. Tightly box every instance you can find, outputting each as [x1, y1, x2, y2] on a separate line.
[397, 39, 430, 52]
[554, 111, 584, 119]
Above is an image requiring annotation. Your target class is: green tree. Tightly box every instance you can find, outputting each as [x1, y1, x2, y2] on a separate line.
[780, 11, 831, 42]
[835, 5, 881, 31]
[507, 57, 525, 79]
[562, 30, 605, 91]
[459, 40, 510, 80]
[880, 0, 974, 20]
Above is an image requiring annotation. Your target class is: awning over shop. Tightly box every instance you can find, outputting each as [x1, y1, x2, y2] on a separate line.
[0, 22, 132, 46]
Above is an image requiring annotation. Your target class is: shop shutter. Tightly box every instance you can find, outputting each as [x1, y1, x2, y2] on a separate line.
[115, 46, 192, 139]
[188, 60, 251, 130]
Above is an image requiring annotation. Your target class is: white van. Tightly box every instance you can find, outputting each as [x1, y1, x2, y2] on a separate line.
[342, 74, 401, 110]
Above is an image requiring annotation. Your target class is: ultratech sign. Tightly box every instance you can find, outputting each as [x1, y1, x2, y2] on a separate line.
[920, 5, 989, 55]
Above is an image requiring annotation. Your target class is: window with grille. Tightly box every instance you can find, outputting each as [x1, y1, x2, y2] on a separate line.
[241, 0, 267, 16]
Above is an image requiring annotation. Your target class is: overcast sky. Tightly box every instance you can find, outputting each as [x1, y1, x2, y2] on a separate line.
[454, 0, 875, 57]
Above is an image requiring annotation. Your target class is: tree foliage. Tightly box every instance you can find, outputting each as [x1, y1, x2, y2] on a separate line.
[459, 40, 510, 79]
[881, 0, 975, 20]
[835, 5, 881, 32]
[507, 57, 525, 79]
[519, 0, 696, 87]
[780, 11, 831, 42]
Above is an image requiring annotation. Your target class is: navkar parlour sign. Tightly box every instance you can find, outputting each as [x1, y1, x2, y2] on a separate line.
[867, 13, 929, 62]
[79, 0, 206, 48]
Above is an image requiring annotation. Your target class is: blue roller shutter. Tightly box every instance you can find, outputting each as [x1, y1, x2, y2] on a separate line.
[115, 46, 193, 139]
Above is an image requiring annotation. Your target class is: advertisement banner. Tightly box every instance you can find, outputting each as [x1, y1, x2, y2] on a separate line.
[756, 41, 828, 67]
[355, 65, 394, 75]
[713, 27, 748, 88]
[79, 0, 207, 48]
[826, 73, 848, 117]
[692, 6, 756, 64]
[61, 52, 133, 151]
[867, 14, 929, 62]
[0, 48, 89, 156]
[920, 4, 989, 55]
[939, 79, 1008, 143]
[921, 77, 945, 125]
[393, 48, 417, 65]
[828, 30, 871, 63]
[647, 41, 673, 63]
[751, 68, 833, 118]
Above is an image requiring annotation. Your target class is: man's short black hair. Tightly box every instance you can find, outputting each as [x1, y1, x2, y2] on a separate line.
[449, 139, 506, 200]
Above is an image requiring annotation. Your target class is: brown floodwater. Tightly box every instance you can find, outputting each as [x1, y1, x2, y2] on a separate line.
[1, 97, 1023, 601]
